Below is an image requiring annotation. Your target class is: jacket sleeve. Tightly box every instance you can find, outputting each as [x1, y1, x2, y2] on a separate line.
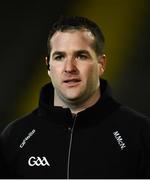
[0, 137, 8, 178]
[0, 124, 17, 178]
[139, 117, 150, 178]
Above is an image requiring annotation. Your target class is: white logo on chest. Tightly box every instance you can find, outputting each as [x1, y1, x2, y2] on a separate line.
[28, 156, 50, 166]
[113, 131, 126, 150]
[20, 129, 36, 148]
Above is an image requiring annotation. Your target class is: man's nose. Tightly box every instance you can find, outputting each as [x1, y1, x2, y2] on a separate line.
[64, 59, 77, 73]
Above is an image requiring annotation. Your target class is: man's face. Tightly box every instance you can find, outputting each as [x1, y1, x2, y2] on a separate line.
[48, 29, 106, 105]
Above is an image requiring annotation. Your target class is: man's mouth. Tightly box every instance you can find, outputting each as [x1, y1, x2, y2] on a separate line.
[64, 79, 81, 83]
[63, 78, 81, 86]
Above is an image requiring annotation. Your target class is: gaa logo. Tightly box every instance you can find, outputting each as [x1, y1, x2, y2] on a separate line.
[28, 156, 50, 166]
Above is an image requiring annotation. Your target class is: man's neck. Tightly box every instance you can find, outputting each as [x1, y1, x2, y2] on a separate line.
[54, 88, 101, 114]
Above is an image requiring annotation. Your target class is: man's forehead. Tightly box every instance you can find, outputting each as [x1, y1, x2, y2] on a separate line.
[49, 29, 96, 56]
[51, 28, 95, 41]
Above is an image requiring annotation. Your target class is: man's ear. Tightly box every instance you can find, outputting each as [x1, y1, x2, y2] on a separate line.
[98, 54, 107, 76]
[45, 56, 51, 77]
[45, 56, 50, 70]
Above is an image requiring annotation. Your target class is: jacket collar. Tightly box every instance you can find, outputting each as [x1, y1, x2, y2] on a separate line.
[38, 79, 120, 128]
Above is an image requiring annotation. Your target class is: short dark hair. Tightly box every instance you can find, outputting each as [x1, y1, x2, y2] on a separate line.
[47, 16, 105, 58]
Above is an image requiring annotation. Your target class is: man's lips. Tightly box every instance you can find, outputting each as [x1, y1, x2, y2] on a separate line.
[63, 78, 81, 83]
[63, 78, 81, 86]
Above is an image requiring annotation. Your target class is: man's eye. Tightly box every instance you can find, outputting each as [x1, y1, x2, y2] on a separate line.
[54, 55, 64, 60]
[77, 54, 88, 60]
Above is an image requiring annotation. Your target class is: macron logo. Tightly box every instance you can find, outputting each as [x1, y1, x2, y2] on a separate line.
[113, 131, 126, 150]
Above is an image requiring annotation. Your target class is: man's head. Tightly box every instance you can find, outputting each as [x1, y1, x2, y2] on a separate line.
[47, 16, 105, 58]
[46, 16, 106, 112]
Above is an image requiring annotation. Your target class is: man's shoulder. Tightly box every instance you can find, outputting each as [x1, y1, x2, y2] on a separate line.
[114, 104, 150, 129]
[118, 105, 150, 120]
[0, 108, 39, 140]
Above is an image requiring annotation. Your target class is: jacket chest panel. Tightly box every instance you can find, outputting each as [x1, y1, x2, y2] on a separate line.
[11, 120, 140, 178]
[67, 125, 140, 178]
[14, 124, 72, 178]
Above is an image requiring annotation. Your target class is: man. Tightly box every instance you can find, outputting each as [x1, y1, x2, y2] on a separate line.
[0, 16, 150, 178]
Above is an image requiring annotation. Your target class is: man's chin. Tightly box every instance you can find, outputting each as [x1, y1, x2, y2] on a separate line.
[63, 93, 83, 103]
[65, 95, 81, 101]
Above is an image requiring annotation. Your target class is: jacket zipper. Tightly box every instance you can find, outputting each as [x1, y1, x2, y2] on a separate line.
[67, 114, 77, 179]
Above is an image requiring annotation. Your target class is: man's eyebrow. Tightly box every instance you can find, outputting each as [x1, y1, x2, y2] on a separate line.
[52, 50, 91, 57]
[75, 50, 90, 54]
[52, 51, 65, 57]
[75, 50, 91, 57]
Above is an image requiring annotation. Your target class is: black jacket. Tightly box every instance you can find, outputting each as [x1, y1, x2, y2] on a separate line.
[0, 79, 150, 179]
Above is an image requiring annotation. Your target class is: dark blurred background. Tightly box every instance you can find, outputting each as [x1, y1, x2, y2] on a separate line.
[0, 0, 150, 132]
